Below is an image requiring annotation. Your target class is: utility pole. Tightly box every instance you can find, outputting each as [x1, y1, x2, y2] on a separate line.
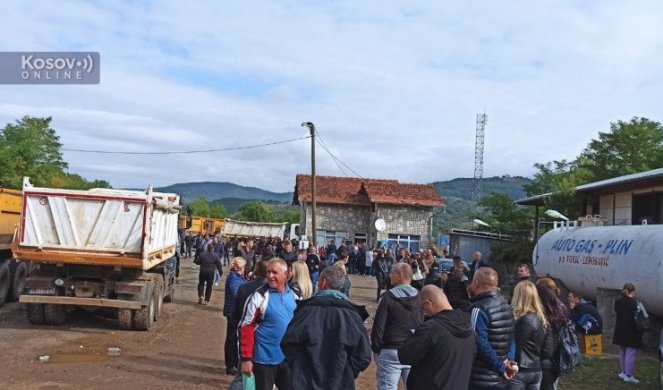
[301, 122, 317, 247]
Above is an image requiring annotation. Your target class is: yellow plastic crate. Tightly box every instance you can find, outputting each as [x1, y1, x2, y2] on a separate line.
[580, 334, 603, 356]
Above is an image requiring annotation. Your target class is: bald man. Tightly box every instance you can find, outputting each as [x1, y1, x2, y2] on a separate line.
[398, 286, 476, 390]
[467, 267, 516, 389]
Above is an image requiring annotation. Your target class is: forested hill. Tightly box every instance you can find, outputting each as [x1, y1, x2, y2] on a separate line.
[432, 176, 531, 201]
[155, 182, 292, 204]
[158, 176, 531, 208]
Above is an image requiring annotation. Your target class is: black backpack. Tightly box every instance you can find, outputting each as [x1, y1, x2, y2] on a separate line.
[555, 322, 581, 376]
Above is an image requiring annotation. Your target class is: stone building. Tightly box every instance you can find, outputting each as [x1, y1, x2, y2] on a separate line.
[293, 175, 444, 250]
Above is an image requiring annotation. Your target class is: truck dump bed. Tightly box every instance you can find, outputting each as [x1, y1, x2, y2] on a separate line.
[0, 188, 22, 252]
[223, 218, 286, 238]
[13, 179, 180, 270]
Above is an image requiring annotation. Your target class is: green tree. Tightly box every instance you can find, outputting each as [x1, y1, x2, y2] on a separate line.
[0, 116, 67, 188]
[578, 117, 663, 181]
[188, 196, 211, 217]
[50, 173, 111, 190]
[474, 192, 534, 236]
[209, 203, 228, 219]
[233, 201, 274, 222]
[274, 210, 300, 224]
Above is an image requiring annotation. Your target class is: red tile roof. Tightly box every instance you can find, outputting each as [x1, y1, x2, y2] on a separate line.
[294, 175, 444, 207]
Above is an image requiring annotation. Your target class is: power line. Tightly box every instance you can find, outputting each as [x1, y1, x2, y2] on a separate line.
[313, 131, 349, 176]
[314, 130, 363, 179]
[62, 135, 311, 155]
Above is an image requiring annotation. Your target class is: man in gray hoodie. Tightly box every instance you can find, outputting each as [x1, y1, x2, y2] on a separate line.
[371, 263, 424, 390]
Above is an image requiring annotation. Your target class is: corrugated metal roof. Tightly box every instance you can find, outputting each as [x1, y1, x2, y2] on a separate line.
[575, 167, 663, 192]
[515, 168, 663, 206]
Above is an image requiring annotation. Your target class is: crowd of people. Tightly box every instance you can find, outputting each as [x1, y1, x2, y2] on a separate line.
[179, 231, 648, 390]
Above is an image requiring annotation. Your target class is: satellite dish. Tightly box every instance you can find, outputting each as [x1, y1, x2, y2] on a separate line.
[374, 218, 386, 232]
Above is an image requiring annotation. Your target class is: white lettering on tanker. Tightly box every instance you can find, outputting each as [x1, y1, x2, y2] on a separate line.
[549, 238, 633, 255]
[550, 237, 634, 267]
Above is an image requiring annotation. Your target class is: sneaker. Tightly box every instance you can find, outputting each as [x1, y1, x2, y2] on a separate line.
[203, 301, 209, 305]
[623, 375, 639, 384]
[618, 372, 626, 380]
[198, 296, 204, 304]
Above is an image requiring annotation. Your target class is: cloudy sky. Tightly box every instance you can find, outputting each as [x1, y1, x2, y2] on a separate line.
[1, 1, 662, 192]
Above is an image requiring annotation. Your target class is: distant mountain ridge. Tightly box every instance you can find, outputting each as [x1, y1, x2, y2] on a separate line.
[158, 176, 531, 209]
[155, 181, 292, 204]
[431, 175, 531, 201]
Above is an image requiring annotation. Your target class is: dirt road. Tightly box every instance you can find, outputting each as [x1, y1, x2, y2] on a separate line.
[0, 260, 382, 389]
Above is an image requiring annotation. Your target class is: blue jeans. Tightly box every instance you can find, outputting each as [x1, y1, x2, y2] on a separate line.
[376, 349, 410, 390]
[509, 370, 542, 390]
[311, 271, 319, 294]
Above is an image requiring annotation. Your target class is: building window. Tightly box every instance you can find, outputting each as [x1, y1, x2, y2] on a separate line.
[387, 234, 420, 252]
[316, 230, 348, 248]
[632, 192, 663, 224]
[354, 233, 367, 244]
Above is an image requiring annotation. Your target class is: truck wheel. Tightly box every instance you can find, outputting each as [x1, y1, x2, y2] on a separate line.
[0, 262, 9, 306]
[9, 262, 27, 301]
[153, 275, 164, 320]
[44, 304, 67, 325]
[163, 292, 173, 303]
[133, 293, 154, 331]
[27, 303, 45, 324]
[117, 309, 133, 330]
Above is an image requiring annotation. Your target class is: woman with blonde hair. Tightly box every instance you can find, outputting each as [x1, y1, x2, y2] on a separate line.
[290, 260, 313, 299]
[510, 281, 553, 390]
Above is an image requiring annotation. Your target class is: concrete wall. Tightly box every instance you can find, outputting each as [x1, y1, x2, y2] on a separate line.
[298, 202, 434, 248]
[374, 204, 433, 248]
[299, 202, 371, 246]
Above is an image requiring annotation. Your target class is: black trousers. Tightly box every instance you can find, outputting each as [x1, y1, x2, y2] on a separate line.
[254, 361, 291, 390]
[197, 269, 215, 301]
[224, 319, 239, 370]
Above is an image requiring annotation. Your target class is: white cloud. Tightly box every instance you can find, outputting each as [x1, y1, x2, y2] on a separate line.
[1, 0, 662, 192]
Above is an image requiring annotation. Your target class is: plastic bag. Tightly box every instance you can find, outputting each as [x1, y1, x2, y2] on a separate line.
[634, 301, 651, 333]
[242, 373, 255, 390]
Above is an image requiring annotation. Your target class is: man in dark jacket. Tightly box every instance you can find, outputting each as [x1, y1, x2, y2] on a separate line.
[568, 291, 603, 334]
[281, 266, 372, 390]
[468, 267, 517, 389]
[197, 244, 223, 305]
[371, 263, 424, 390]
[398, 285, 476, 390]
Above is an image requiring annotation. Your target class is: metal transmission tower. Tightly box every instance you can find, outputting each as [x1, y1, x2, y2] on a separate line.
[472, 113, 487, 201]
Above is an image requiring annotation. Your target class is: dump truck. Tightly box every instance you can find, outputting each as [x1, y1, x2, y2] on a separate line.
[179, 215, 225, 236]
[0, 188, 30, 306]
[15, 178, 180, 330]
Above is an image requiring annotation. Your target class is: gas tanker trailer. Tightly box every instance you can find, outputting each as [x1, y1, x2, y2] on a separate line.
[533, 221, 663, 317]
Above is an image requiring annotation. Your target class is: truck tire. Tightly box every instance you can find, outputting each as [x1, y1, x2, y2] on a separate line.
[44, 304, 67, 325]
[116, 294, 134, 330]
[163, 292, 173, 303]
[27, 303, 45, 324]
[0, 262, 9, 306]
[153, 275, 164, 320]
[117, 309, 133, 330]
[133, 293, 154, 331]
[9, 262, 27, 301]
